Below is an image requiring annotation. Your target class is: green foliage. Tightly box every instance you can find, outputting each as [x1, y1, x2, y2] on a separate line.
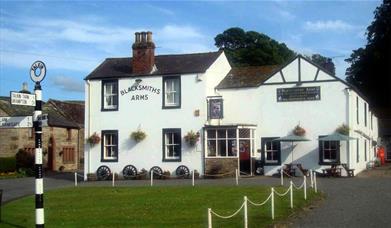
[15, 149, 34, 170]
[184, 130, 200, 146]
[336, 124, 350, 135]
[0, 157, 16, 172]
[215, 27, 295, 66]
[307, 54, 336, 75]
[131, 129, 147, 142]
[2, 186, 320, 227]
[345, 0, 391, 112]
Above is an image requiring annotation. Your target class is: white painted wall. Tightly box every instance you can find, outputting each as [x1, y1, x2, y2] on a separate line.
[219, 56, 379, 176]
[84, 52, 230, 177]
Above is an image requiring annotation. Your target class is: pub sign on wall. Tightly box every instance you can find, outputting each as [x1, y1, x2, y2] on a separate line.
[209, 98, 224, 119]
[277, 86, 321, 102]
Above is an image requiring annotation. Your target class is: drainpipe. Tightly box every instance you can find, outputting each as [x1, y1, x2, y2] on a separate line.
[346, 88, 352, 168]
[86, 80, 91, 180]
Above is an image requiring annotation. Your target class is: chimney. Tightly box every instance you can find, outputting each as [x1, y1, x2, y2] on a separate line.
[19, 82, 31, 94]
[132, 31, 155, 74]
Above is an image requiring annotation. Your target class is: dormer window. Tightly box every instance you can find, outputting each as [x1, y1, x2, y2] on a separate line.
[163, 76, 181, 108]
[102, 80, 118, 111]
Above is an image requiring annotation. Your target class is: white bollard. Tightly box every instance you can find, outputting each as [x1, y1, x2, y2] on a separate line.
[112, 172, 115, 187]
[280, 167, 284, 186]
[192, 170, 195, 187]
[271, 188, 275, 220]
[290, 181, 293, 209]
[74, 172, 77, 187]
[236, 169, 239, 186]
[244, 196, 248, 228]
[304, 175, 307, 200]
[310, 169, 313, 188]
[150, 171, 153, 187]
[314, 172, 317, 193]
[208, 208, 212, 228]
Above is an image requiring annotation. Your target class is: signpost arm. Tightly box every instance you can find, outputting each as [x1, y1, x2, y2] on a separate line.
[33, 82, 44, 227]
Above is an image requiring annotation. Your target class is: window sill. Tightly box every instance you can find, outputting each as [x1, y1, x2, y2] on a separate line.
[264, 161, 281, 166]
[162, 105, 181, 109]
[101, 108, 118, 112]
[101, 158, 118, 162]
[162, 158, 181, 162]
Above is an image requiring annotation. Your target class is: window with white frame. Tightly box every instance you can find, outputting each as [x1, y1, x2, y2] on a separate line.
[206, 128, 255, 158]
[101, 130, 118, 162]
[163, 76, 181, 108]
[265, 141, 280, 164]
[319, 139, 339, 164]
[163, 129, 181, 161]
[102, 80, 118, 111]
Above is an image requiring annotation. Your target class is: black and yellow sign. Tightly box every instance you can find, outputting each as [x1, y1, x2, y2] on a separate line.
[277, 86, 321, 102]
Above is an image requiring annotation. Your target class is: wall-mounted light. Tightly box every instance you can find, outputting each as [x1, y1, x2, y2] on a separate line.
[135, 79, 142, 83]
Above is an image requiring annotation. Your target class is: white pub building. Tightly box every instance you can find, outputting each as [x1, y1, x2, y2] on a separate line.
[84, 32, 378, 179]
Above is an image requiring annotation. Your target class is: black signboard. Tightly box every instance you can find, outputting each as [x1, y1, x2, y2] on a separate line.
[209, 98, 224, 119]
[277, 86, 321, 102]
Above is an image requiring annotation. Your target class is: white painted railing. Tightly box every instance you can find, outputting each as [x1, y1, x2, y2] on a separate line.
[207, 173, 318, 227]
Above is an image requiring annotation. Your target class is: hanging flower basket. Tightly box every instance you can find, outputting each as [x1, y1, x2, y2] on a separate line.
[336, 124, 350, 135]
[131, 130, 147, 142]
[293, 125, 306, 136]
[184, 131, 200, 146]
[87, 132, 100, 146]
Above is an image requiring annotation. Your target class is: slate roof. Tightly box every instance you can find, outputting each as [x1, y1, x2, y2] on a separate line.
[85, 50, 223, 80]
[0, 96, 84, 129]
[216, 65, 280, 89]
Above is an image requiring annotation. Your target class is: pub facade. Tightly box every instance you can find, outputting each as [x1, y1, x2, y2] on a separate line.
[84, 32, 378, 179]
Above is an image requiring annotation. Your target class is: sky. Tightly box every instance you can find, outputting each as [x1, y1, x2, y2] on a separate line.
[0, 0, 381, 101]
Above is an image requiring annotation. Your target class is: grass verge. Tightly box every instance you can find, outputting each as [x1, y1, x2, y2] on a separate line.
[1, 186, 320, 227]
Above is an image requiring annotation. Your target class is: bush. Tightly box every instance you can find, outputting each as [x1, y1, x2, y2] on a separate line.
[15, 149, 34, 170]
[0, 157, 16, 172]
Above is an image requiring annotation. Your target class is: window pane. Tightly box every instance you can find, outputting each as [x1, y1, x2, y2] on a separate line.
[227, 129, 236, 138]
[217, 130, 226, 138]
[173, 132, 181, 145]
[207, 140, 216, 156]
[330, 141, 337, 150]
[324, 141, 329, 148]
[239, 129, 250, 138]
[217, 140, 227, 156]
[207, 130, 216, 139]
[266, 142, 272, 151]
[227, 140, 237, 156]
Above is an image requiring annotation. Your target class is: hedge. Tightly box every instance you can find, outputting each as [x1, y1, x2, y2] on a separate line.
[0, 157, 17, 172]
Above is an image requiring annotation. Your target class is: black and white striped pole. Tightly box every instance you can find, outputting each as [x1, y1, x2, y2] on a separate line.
[30, 61, 46, 228]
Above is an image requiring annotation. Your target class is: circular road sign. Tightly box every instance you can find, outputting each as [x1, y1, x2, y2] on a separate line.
[30, 61, 46, 83]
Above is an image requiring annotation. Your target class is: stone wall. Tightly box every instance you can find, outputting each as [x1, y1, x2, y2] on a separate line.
[204, 158, 238, 176]
[0, 126, 84, 171]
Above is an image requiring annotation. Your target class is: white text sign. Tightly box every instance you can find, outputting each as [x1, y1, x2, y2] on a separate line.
[0, 116, 33, 128]
[10, 92, 36, 106]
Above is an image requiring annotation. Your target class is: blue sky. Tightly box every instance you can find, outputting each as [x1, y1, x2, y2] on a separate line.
[0, 0, 381, 101]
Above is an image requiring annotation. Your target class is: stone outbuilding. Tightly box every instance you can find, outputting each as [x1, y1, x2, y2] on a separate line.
[0, 97, 84, 171]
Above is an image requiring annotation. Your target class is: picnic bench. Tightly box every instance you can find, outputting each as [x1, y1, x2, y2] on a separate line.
[278, 164, 296, 177]
[322, 164, 342, 177]
[296, 164, 309, 176]
[341, 163, 355, 177]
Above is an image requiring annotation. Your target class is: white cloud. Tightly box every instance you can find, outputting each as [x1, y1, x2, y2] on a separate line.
[145, 4, 175, 16]
[50, 75, 84, 93]
[304, 20, 356, 32]
[0, 16, 213, 71]
[277, 9, 296, 20]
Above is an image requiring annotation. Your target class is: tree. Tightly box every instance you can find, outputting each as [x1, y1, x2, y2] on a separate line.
[215, 27, 295, 66]
[308, 54, 336, 76]
[345, 0, 391, 113]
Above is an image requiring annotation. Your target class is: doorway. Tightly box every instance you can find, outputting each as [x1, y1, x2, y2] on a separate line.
[239, 140, 251, 174]
[48, 137, 55, 171]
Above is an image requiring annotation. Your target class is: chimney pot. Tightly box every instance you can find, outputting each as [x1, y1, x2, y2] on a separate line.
[141, 32, 146, 42]
[135, 32, 140, 43]
[147, 31, 152, 42]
